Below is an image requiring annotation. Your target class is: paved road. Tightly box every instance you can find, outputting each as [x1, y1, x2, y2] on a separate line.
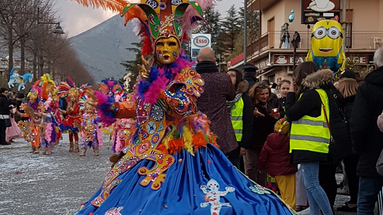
[0, 135, 357, 215]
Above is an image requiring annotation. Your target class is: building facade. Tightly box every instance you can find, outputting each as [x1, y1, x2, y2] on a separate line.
[229, 0, 383, 84]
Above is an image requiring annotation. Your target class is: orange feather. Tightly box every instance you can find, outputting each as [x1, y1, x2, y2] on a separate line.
[68, 0, 129, 13]
[122, 5, 147, 26]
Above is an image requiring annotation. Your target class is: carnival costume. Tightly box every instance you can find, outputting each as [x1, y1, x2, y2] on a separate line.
[37, 74, 59, 155]
[79, 89, 103, 156]
[19, 81, 42, 153]
[58, 77, 82, 152]
[71, 0, 295, 214]
[98, 80, 135, 153]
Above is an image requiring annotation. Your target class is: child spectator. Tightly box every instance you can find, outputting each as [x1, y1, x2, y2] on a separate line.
[257, 118, 297, 209]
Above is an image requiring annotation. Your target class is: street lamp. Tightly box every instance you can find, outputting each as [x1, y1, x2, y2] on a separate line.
[36, 7, 65, 80]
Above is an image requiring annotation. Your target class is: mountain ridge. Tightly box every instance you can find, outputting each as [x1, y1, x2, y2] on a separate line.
[70, 15, 140, 82]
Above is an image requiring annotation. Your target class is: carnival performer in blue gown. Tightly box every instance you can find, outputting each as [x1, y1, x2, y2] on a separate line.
[69, 0, 296, 214]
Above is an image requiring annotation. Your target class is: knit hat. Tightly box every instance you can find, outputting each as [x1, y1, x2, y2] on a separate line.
[274, 118, 290, 135]
[243, 63, 258, 72]
[340, 69, 356, 79]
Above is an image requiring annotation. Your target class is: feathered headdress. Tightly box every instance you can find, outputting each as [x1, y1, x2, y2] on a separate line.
[97, 80, 124, 97]
[58, 77, 79, 98]
[27, 80, 42, 101]
[68, 0, 213, 55]
[40, 74, 56, 101]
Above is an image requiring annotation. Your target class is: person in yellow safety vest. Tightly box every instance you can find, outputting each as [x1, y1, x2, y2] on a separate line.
[226, 69, 254, 171]
[285, 62, 333, 215]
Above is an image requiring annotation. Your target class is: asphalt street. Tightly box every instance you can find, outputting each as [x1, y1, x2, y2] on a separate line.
[0, 135, 357, 215]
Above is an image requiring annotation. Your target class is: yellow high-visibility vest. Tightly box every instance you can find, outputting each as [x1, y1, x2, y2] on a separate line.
[290, 89, 330, 154]
[231, 97, 244, 142]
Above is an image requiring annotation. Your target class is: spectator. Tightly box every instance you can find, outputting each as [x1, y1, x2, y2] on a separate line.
[246, 82, 280, 185]
[0, 88, 11, 145]
[350, 47, 383, 215]
[279, 23, 290, 49]
[278, 80, 291, 117]
[335, 70, 359, 212]
[226, 69, 254, 171]
[286, 62, 333, 215]
[257, 118, 297, 209]
[262, 80, 280, 112]
[6, 104, 21, 143]
[291, 31, 301, 49]
[243, 63, 258, 90]
[196, 47, 238, 167]
[7, 91, 16, 106]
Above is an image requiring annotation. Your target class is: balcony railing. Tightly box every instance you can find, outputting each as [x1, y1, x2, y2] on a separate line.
[247, 31, 383, 61]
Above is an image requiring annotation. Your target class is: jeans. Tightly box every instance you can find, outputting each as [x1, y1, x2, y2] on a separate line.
[357, 176, 383, 215]
[301, 162, 333, 215]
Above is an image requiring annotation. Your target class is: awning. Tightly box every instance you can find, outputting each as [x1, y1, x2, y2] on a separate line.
[257, 67, 278, 78]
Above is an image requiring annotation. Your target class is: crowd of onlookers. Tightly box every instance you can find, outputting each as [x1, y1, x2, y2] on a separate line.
[195, 46, 383, 215]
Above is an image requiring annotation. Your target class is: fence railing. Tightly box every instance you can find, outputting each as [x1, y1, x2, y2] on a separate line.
[246, 31, 383, 58]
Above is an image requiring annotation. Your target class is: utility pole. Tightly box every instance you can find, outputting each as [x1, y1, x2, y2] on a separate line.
[342, 0, 347, 51]
[36, 7, 40, 79]
[244, 0, 247, 64]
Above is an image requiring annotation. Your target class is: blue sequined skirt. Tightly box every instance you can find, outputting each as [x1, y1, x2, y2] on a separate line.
[76, 144, 294, 215]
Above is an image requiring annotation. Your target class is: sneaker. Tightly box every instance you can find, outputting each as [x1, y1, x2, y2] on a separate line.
[297, 207, 310, 215]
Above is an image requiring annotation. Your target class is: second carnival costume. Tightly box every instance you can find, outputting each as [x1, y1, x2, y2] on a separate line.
[20, 74, 60, 155]
[79, 87, 103, 156]
[58, 77, 82, 152]
[71, 0, 295, 214]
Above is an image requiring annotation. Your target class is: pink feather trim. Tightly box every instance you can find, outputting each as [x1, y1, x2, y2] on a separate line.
[45, 123, 53, 143]
[96, 128, 103, 148]
[136, 56, 194, 104]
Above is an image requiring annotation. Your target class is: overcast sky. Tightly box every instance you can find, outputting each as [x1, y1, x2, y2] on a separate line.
[53, 0, 243, 37]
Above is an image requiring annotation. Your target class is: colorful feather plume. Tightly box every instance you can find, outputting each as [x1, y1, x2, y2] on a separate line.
[97, 80, 123, 97]
[67, 0, 129, 13]
[58, 76, 77, 98]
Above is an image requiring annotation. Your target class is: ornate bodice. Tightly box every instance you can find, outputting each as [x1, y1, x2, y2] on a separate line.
[91, 67, 217, 207]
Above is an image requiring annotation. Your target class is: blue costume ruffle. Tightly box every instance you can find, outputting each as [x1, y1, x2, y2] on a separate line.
[76, 144, 294, 215]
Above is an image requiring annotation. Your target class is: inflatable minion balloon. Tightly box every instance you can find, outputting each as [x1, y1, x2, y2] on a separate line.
[306, 20, 346, 74]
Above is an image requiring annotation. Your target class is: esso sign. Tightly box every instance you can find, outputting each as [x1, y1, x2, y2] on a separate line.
[193, 36, 210, 48]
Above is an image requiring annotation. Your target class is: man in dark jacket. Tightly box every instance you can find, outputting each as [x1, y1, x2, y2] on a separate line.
[0, 88, 11, 145]
[196, 47, 240, 167]
[350, 47, 383, 215]
[243, 63, 258, 90]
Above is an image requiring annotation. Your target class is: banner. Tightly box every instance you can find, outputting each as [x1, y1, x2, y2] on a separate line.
[191, 34, 211, 68]
[301, 0, 340, 24]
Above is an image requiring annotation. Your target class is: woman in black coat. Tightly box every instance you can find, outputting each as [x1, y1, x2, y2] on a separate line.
[246, 82, 280, 186]
[334, 76, 359, 212]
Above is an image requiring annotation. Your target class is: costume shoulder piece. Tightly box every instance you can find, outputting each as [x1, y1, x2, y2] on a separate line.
[169, 68, 204, 97]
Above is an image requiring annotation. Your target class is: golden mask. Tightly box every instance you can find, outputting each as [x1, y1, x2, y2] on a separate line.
[155, 36, 180, 65]
[28, 91, 38, 102]
[68, 88, 79, 99]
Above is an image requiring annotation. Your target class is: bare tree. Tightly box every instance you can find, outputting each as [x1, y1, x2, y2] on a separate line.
[0, 0, 20, 80]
